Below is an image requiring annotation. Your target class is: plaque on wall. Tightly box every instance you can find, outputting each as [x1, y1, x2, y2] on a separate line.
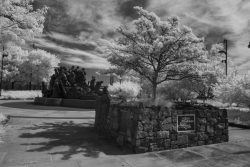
[177, 114, 195, 132]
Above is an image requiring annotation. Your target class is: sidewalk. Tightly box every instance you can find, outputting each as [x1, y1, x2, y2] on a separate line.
[0, 100, 250, 167]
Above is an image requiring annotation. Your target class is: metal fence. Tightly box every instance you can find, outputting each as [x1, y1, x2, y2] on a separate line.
[1, 75, 120, 91]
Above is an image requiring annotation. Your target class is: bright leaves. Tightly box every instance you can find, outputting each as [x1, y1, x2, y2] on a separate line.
[100, 6, 209, 100]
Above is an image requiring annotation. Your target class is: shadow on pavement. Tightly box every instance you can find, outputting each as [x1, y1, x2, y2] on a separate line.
[0, 101, 91, 111]
[18, 121, 133, 160]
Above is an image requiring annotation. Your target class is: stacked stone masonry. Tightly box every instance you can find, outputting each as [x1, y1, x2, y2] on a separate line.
[95, 97, 228, 154]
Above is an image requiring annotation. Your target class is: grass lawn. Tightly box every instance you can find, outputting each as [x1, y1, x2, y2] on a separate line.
[227, 109, 250, 126]
[0, 90, 42, 100]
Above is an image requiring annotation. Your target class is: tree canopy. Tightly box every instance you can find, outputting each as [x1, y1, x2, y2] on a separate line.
[0, 0, 48, 47]
[100, 7, 209, 100]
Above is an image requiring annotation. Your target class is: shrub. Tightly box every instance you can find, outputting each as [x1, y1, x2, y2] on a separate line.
[108, 81, 141, 100]
[1, 90, 42, 100]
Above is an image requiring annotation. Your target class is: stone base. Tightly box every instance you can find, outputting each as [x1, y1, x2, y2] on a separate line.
[34, 97, 95, 109]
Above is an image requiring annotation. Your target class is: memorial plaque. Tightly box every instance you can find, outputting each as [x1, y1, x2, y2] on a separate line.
[177, 114, 195, 132]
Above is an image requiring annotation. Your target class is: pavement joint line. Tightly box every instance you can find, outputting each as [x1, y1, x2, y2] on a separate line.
[117, 156, 133, 167]
[182, 147, 209, 159]
[0, 152, 6, 164]
[9, 115, 95, 119]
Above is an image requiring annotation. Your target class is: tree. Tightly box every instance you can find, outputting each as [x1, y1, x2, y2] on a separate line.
[19, 49, 60, 84]
[2, 43, 28, 84]
[213, 69, 250, 107]
[0, 0, 48, 47]
[100, 7, 208, 100]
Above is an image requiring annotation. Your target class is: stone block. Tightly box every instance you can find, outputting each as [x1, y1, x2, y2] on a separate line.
[171, 123, 177, 132]
[111, 131, 118, 138]
[212, 111, 219, 118]
[137, 122, 144, 131]
[171, 141, 178, 145]
[177, 110, 183, 115]
[196, 110, 206, 117]
[157, 131, 169, 139]
[188, 133, 197, 140]
[220, 118, 228, 123]
[162, 117, 172, 124]
[161, 108, 172, 117]
[164, 139, 171, 147]
[140, 138, 149, 147]
[225, 123, 229, 129]
[153, 125, 160, 132]
[149, 138, 158, 144]
[134, 146, 148, 153]
[171, 145, 178, 149]
[222, 129, 229, 135]
[218, 109, 224, 117]
[144, 124, 153, 132]
[161, 124, 171, 131]
[127, 128, 132, 137]
[151, 120, 158, 125]
[198, 132, 208, 141]
[197, 124, 206, 132]
[188, 140, 197, 147]
[198, 141, 205, 146]
[216, 123, 225, 130]
[206, 112, 212, 119]
[207, 125, 214, 134]
[171, 134, 177, 141]
[208, 118, 218, 125]
[179, 144, 188, 148]
[148, 131, 154, 137]
[178, 135, 188, 145]
[132, 139, 141, 146]
[215, 130, 223, 137]
[213, 138, 222, 144]
[134, 131, 147, 139]
[222, 135, 229, 142]
[205, 140, 213, 145]
[117, 135, 124, 146]
[198, 118, 207, 124]
[149, 144, 159, 152]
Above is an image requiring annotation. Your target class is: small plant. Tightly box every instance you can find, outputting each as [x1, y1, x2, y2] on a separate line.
[0, 113, 7, 123]
[108, 81, 141, 101]
[1, 90, 42, 100]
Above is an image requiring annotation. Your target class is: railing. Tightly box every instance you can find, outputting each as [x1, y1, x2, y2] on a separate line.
[1, 75, 120, 91]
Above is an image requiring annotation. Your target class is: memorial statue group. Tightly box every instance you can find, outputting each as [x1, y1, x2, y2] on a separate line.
[43, 66, 107, 100]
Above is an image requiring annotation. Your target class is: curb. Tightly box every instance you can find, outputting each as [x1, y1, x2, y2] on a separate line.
[229, 122, 250, 129]
[9, 115, 95, 119]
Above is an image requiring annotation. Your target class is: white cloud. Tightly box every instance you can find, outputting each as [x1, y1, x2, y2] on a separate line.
[33, 37, 110, 69]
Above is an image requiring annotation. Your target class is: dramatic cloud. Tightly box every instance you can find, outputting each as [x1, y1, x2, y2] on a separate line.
[31, 0, 250, 74]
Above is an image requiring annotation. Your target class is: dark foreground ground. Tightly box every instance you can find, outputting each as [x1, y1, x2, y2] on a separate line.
[0, 100, 250, 167]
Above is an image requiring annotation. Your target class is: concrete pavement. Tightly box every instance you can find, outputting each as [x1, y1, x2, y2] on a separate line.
[0, 100, 250, 167]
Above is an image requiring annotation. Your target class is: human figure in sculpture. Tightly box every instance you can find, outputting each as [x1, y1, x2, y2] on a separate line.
[69, 71, 76, 86]
[90, 76, 96, 91]
[94, 81, 103, 95]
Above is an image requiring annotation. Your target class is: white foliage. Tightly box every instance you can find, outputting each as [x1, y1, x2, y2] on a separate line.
[19, 49, 60, 83]
[0, 0, 48, 46]
[100, 6, 208, 99]
[108, 81, 142, 100]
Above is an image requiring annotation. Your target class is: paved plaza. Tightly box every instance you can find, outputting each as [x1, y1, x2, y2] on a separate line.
[0, 100, 250, 167]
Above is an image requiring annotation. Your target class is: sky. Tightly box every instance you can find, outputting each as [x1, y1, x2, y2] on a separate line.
[31, 0, 250, 75]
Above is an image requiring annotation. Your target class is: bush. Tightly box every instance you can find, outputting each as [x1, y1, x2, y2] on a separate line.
[227, 109, 250, 125]
[0, 113, 7, 123]
[1, 90, 42, 100]
[108, 81, 141, 100]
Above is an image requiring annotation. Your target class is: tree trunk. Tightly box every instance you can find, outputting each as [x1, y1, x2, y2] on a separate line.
[152, 82, 157, 101]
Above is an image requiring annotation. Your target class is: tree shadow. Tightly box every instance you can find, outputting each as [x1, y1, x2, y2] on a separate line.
[18, 121, 133, 160]
[0, 101, 92, 111]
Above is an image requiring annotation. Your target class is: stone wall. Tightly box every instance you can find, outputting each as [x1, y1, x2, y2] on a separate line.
[95, 96, 228, 153]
